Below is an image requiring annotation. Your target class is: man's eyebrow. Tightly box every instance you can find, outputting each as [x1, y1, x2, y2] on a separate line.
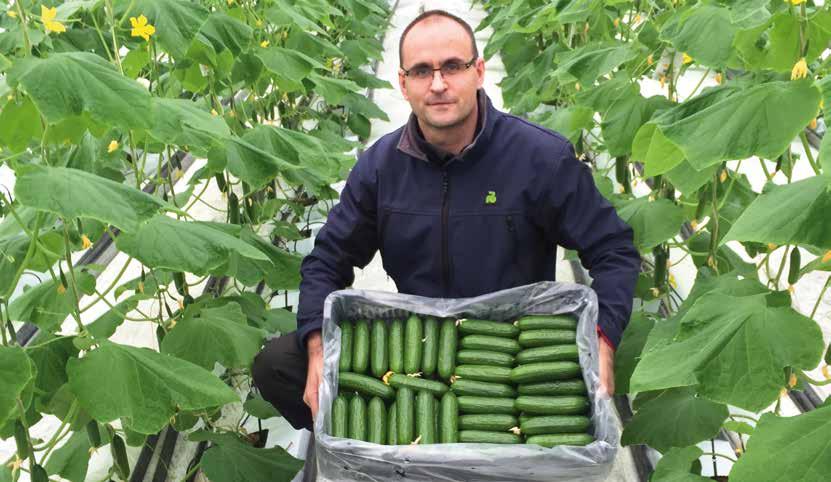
[405, 57, 466, 68]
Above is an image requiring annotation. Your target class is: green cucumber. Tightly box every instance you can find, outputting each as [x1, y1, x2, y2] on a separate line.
[386, 373, 448, 396]
[439, 392, 458, 443]
[388, 401, 398, 445]
[459, 431, 521, 444]
[30, 465, 49, 482]
[111, 434, 130, 479]
[352, 320, 370, 373]
[339, 322, 353, 372]
[515, 314, 577, 331]
[86, 420, 102, 448]
[389, 319, 404, 373]
[520, 415, 591, 435]
[459, 414, 518, 432]
[451, 379, 516, 398]
[228, 192, 240, 224]
[348, 395, 367, 441]
[457, 396, 517, 414]
[455, 365, 512, 384]
[14, 420, 30, 460]
[518, 329, 576, 347]
[371, 319, 388, 378]
[338, 372, 395, 400]
[397, 387, 415, 444]
[422, 316, 439, 376]
[526, 433, 594, 447]
[404, 314, 423, 374]
[457, 318, 519, 338]
[519, 413, 532, 425]
[518, 380, 587, 396]
[437, 318, 458, 379]
[332, 395, 349, 438]
[416, 391, 436, 444]
[460, 335, 521, 354]
[788, 248, 801, 285]
[367, 397, 386, 444]
[514, 396, 589, 415]
[511, 362, 582, 384]
[516, 345, 579, 364]
[456, 350, 514, 367]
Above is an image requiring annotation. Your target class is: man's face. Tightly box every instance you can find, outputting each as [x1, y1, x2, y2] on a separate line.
[398, 17, 485, 130]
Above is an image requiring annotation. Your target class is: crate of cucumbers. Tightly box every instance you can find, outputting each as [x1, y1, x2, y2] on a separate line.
[313, 281, 618, 482]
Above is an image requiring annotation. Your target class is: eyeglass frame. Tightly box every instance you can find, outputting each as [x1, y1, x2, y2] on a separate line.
[400, 56, 478, 80]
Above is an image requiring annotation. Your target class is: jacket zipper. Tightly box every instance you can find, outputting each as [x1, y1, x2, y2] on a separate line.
[506, 215, 521, 284]
[441, 171, 450, 295]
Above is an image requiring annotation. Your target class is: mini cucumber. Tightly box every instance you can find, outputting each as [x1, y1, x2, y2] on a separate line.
[339, 372, 395, 400]
[520, 415, 591, 435]
[455, 365, 512, 384]
[439, 392, 458, 443]
[510, 362, 582, 384]
[332, 395, 349, 438]
[371, 319, 388, 378]
[451, 379, 516, 398]
[457, 318, 519, 338]
[367, 397, 386, 444]
[515, 314, 577, 331]
[516, 345, 579, 364]
[338, 321, 353, 372]
[388, 401, 398, 445]
[518, 379, 587, 396]
[385, 373, 448, 396]
[460, 335, 521, 354]
[389, 319, 404, 373]
[518, 329, 576, 348]
[422, 316, 439, 376]
[514, 396, 589, 415]
[404, 314, 423, 374]
[397, 387, 415, 444]
[416, 391, 436, 444]
[349, 395, 367, 441]
[457, 396, 517, 414]
[459, 431, 521, 444]
[456, 350, 515, 367]
[352, 320, 370, 373]
[437, 318, 458, 379]
[526, 433, 594, 447]
[459, 414, 518, 432]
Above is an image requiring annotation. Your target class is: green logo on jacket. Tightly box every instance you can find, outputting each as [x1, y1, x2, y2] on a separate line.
[485, 191, 497, 204]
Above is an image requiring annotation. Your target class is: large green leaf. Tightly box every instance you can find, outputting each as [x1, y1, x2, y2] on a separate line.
[614, 197, 685, 252]
[0, 96, 42, 152]
[194, 12, 252, 58]
[734, 10, 831, 73]
[660, 4, 736, 68]
[256, 46, 326, 92]
[87, 297, 141, 340]
[614, 311, 656, 394]
[651, 446, 709, 482]
[532, 106, 594, 145]
[602, 94, 671, 157]
[309, 72, 361, 105]
[6, 52, 152, 130]
[27, 336, 78, 406]
[0, 346, 34, 428]
[224, 227, 303, 290]
[44, 430, 90, 482]
[8, 271, 96, 332]
[14, 165, 167, 233]
[149, 98, 230, 156]
[188, 431, 305, 482]
[632, 123, 686, 177]
[119, 0, 210, 60]
[551, 42, 637, 86]
[67, 341, 237, 434]
[664, 161, 718, 195]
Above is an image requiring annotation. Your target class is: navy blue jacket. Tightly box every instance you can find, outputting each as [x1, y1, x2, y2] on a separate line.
[296, 89, 641, 350]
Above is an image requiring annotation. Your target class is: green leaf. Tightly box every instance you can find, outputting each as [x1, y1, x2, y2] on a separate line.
[552, 42, 637, 86]
[67, 341, 237, 434]
[265, 1, 325, 34]
[14, 165, 167, 233]
[342, 93, 390, 121]
[87, 297, 140, 340]
[309, 73, 361, 105]
[8, 272, 96, 332]
[0, 96, 43, 152]
[188, 431, 304, 482]
[256, 46, 326, 92]
[0, 346, 35, 428]
[27, 336, 78, 406]
[243, 395, 281, 420]
[44, 430, 90, 482]
[224, 227, 303, 290]
[195, 12, 252, 58]
[531, 106, 594, 145]
[660, 4, 736, 68]
[614, 311, 655, 394]
[664, 161, 718, 195]
[149, 98, 230, 156]
[651, 446, 709, 482]
[602, 95, 672, 157]
[722, 420, 754, 436]
[614, 197, 685, 252]
[734, 10, 831, 73]
[122, 0, 210, 60]
[261, 309, 297, 334]
[729, 405, 831, 482]
[632, 123, 686, 177]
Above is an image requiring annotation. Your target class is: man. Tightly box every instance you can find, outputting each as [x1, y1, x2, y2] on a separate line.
[252, 9, 641, 431]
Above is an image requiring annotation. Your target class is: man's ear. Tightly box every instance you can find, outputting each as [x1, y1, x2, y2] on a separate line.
[475, 57, 485, 89]
[398, 70, 409, 101]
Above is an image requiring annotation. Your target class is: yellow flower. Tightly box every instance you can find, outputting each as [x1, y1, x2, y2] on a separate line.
[809, 118, 817, 129]
[210, 108, 218, 116]
[8, 10, 17, 18]
[130, 14, 155, 42]
[633, 14, 641, 23]
[787, 284, 795, 294]
[255, 19, 263, 27]
[690, 219, 698, 230]
[659, 74, 666, 89]
[682, 53, 693, 64]
[823, 365, 830, 379]
[227, 0, 235, 5]
[719, 170, 728, 183]
[767, 243, 778, 251]
[81, 234, 92, 249]
[714, 73, 722, 84]
[107, 140, 119, 153]
[647, 54, 653, 66]
[779, 387, 787, 398]
[57, 283, 66, 294]
[735, 447, 743, 456]
[574, 82, 581, 91]
[137, 281, 144, 293]
[789, 0, 806, 4]
[788, 372, 797, 388]
[613, 18, 620, 28]
[649, 287, 660, 297]
[584, 22, 589, 34]
[41, 5, 66, 33]
[791, 57, 808, 80]
[822, 250, 831, 263]
[821, 99, 825, 110]
[260, 40, 269, 48]
[668, 273, 677, 289]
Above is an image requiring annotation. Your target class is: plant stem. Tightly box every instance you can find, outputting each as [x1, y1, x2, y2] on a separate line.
[799, 370, 831, 386]
[772, 245, 791, 289]
[799, 132, 822, 176]
[62, 225, 87, 333]
[79, 256, 134, 314]
[2, 212, 44, 301]
[684, 68, 710, 101]
[13, 1, 32, 55]
[701, 451, 737, 463]
[810, 275, 830, 319]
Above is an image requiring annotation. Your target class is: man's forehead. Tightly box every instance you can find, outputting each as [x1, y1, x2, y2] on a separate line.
[401, 17, 474, 65]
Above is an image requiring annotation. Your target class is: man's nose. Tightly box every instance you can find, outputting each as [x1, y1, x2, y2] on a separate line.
[430, 70, 448, 92]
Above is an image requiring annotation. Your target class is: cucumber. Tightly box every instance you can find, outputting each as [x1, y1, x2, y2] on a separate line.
[788, 248, 801, 285]
[518, 380, 587, 396]
[457, 318, 519, 338]
[519, 413, 532, 425]
[455, 365, 512, 384]
[511, 362, 582, 384]
[111, 434, 130, 479]
[456, 350, 515, 367]
[459, 431, 521, 444]
[339, 372, 395, 400]
[404, 314, 423, 374]
[332, 395, 349, 438]
[439, 392, 458, 443]
[397, 387, 415, 444]
[515, 314, 577, 331]
[460, 335, 521, 354]
[367, 397, 386, 444]
[388, 401, 398, 445]
[518, 329, 576, 347]
[352, 320, 370, 373]
[348, 395, 367, 441]
[514, 396, 589, 415]
[457, 396, 517, 414]
[86, 420, 102, 448]
[451, 379, 516, 398]
[389, 319, 404, 373]
[520, 415, 591, 435]
[516, 345, 579, 364]
[422, 316, 439, 376]
[437, 318, 458, 379]
[386, 373, 449, 396]
[526, 433, 594, 447]
[459, 414, 518, 432]
[371, 319, 388, 378]
[416, 391, 436, 444]
[30, 465, 49, 482]
[14, 420, 30, 460]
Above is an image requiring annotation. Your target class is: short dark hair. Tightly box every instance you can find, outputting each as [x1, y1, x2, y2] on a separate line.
[398, 9, 479, 68]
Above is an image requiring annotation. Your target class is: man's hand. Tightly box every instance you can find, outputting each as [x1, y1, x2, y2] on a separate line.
[303, 330, 324, 419]
[598, 337, 615, 398]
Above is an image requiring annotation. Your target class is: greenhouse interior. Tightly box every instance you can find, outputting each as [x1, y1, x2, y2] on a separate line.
[1, 0, 830, 481]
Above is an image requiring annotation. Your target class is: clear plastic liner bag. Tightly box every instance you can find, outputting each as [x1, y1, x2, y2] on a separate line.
[313, 281, 620, 481]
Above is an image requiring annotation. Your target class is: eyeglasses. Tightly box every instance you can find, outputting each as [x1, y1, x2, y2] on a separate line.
[402, 57, 477, 81]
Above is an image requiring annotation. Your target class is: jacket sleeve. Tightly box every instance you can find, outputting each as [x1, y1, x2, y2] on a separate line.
[295, 155, 378, 351]
[544, 142, 641, 349]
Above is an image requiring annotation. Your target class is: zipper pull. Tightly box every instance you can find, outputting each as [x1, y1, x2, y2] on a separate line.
[506, 215, 515, 232]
